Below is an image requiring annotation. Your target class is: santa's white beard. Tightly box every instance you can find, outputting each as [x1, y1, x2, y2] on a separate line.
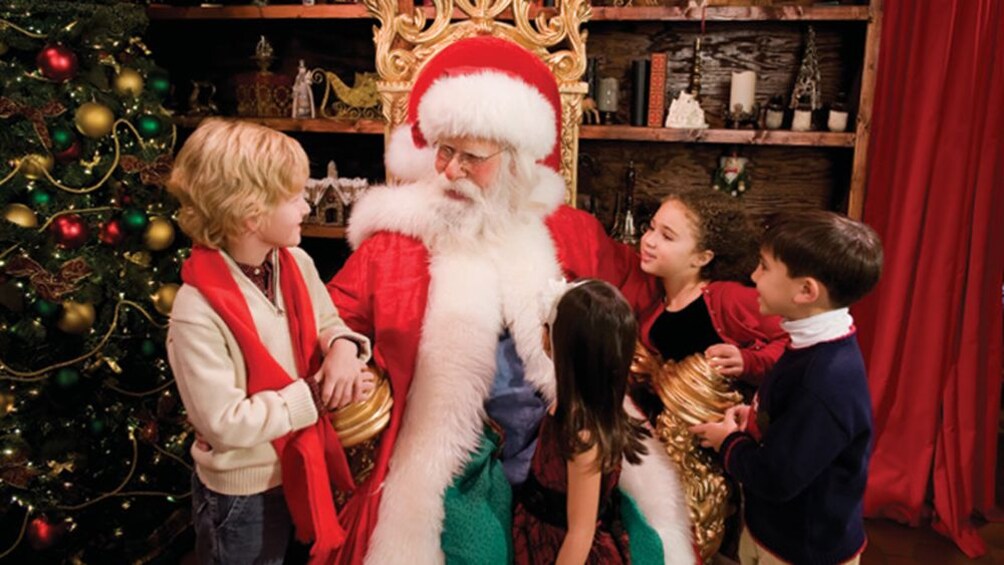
[427, 168, 529, 251]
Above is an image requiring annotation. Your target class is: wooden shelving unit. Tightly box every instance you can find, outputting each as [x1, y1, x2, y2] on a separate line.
[580, 125, 855, 147]
[149, 0, 880, 220]
[301, 224, 347, 239]
[147, 4, 372, 20]
[588, 5, 869, 22]
[173, 116, 385, 135]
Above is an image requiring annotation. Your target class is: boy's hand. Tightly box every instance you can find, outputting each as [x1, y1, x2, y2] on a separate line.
[690, 411, 740, 452]
[353, 369, 377, 404]
[730, 404, 752, 432]
[705, 343, 744, 377]
[318, 339, 366, 410]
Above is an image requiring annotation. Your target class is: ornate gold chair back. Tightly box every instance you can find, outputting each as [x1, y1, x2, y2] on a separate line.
[363, 0, 591, 204]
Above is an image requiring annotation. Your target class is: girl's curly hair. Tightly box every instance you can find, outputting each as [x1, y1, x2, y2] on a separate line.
[662, 189, 759, 283]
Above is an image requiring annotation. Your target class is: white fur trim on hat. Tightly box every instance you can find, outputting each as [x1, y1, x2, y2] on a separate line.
[384, 125, 438, 182]
[418, 71, 557, 160]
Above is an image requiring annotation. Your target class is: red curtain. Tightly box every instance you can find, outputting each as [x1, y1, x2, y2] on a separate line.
[855, 0, 1004, 557]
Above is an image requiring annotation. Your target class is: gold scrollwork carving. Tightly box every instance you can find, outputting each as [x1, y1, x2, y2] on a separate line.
[364, 0, 590, 204]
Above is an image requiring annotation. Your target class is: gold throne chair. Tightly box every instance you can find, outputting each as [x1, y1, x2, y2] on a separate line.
[364, 0, 591, 204]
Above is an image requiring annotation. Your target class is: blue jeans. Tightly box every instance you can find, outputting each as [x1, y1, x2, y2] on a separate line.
[191, 473, 292, 564]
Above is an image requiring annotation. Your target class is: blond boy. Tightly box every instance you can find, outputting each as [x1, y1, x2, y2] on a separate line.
[166, 119, 371, 563]
[692, 210, 883, 565]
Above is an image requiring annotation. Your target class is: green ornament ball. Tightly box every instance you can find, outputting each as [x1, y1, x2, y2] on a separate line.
[89, 417, 107, 436]
[29, 189, 52, 207]
[140, 339, 157, 357]
[51, 126, 74, 151]
[148, 72, 170, 96]
[137, 114, 163, 138]
[55, 368, 80, 389]
[121, 208, 149, 232]
[32, 299, 59, 319]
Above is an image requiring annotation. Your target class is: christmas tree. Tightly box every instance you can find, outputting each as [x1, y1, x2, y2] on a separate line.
[789, 25, 822, 111]
[0, 1, 191, 561]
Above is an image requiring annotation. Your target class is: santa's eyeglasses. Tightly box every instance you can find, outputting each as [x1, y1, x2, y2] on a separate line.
[434, 143, 505, 171]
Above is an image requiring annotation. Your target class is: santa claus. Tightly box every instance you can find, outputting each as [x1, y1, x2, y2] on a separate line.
[327, 36, 695, 565]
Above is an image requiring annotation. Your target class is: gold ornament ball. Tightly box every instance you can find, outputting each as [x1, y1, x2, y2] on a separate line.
[20, 153, 54, 180]
[114, 68, 144, 97]
[0, 41, 8, 57]
[151, 283, 179, 316]
[75, 102, 115, 138]
[2, 203, 38, 228]
[57, 301, 96, 334]
[143, 216, 176, 251]
[0, 391, 14, 415]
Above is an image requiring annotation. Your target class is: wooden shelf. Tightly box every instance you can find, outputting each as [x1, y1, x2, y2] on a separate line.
[579, 125, 855, 147]
[147, 3, 372, 20]
[301, 224, 347, 239]
[174, 116, 385, 134]
[587, 5, 870, 22]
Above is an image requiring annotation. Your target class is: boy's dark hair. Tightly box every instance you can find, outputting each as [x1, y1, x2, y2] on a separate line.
[551, 280, 648, 474]
[663, 189, 759, 283]
[761, 210, 883, 307]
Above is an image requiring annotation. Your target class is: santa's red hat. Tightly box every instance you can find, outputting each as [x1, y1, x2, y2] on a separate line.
[385, 36, 562, 182]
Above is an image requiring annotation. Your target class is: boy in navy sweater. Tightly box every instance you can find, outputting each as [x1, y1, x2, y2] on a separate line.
[691, 210, 883, 565]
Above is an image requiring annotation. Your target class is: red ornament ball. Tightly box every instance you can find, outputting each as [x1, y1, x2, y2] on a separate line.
[36, 44, 79, 82]
[28, 516, 64, 550]
[98, 219, 125, 245]
[51, 214, 89, 249]
[53, 140, 82, 163]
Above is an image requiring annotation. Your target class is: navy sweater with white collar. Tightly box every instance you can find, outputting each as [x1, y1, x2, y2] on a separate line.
[721, 332, 873, 564]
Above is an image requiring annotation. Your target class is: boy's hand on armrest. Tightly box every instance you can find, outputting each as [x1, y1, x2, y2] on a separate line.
[318, 338, 366, 410]
[352, 368, 377, 403]
[705, 343, 744, 377]
[690, 407, 742, 452]
[730, 404, 751, 432]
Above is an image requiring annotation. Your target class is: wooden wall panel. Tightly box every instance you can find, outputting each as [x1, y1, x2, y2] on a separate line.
[578, 141, 852, 227]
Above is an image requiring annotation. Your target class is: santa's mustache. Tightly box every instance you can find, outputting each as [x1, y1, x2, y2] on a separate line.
[432, 175, 486, 205]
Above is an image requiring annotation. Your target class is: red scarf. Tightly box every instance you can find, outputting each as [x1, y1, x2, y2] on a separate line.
[181, 246, 354, 563]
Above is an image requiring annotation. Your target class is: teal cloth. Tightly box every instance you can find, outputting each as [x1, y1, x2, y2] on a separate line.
[620, 488, 667, 564]
[442, 429, 514, 564]
[441, 430, 668, 565]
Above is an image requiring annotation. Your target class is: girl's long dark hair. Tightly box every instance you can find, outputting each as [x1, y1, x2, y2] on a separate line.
[551, 280, 649, 473]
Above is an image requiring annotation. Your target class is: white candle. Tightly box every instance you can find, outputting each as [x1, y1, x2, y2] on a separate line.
[729, 71, 756, 114]
[597, 78, 619, 112]
[792, 109, 812, 132]
[765, 109, 784, 129]
[827, 110, 849, 132]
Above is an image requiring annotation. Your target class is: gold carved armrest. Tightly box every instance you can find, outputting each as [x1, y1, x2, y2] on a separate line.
[630, 344, 742, 562]
[328, 365, 393, 507]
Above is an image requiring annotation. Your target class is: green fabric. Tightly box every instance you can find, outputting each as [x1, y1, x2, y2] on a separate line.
[621, 489, 666, 564]
[442, 429, 514, 565]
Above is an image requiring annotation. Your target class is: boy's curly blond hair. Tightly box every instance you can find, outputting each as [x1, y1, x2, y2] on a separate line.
[166, 119, 309, 248]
